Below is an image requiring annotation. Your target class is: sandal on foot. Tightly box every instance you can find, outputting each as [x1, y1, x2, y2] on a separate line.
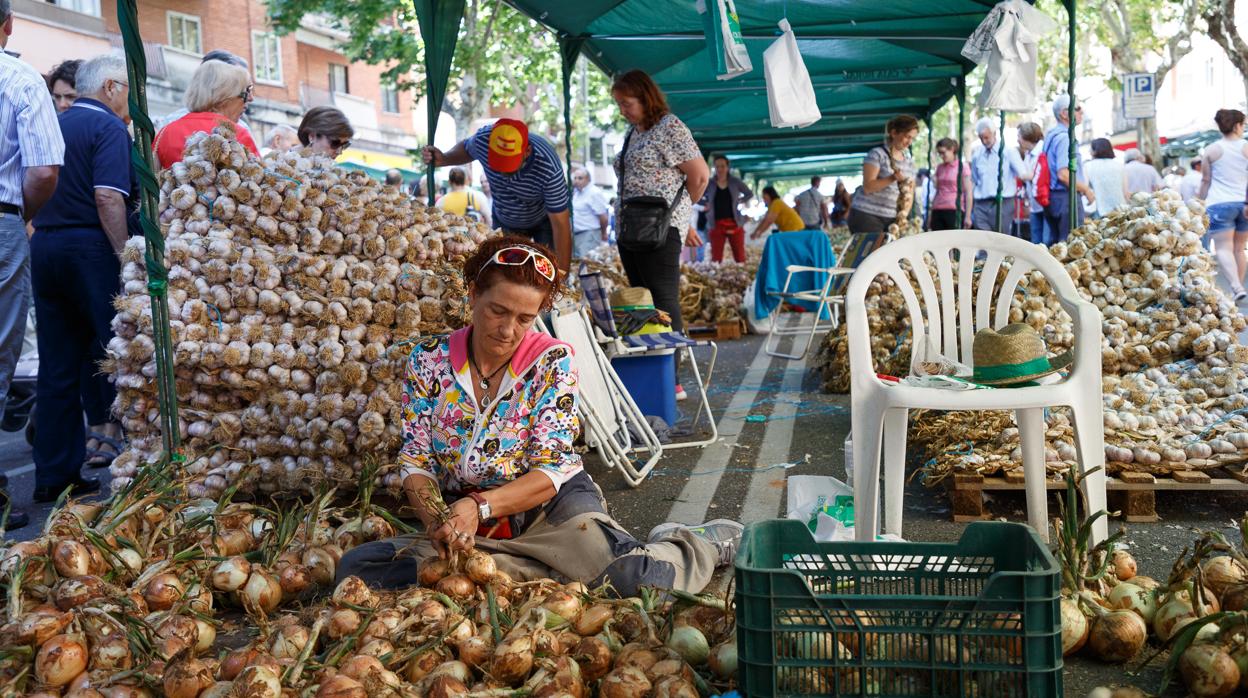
[85, 430, 124, 468]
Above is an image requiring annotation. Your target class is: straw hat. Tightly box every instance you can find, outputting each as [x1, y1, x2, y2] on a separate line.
[970, 323, 1072, 386]
[610, 286, 655, 309]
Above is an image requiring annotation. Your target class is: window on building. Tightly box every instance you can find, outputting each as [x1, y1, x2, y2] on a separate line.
[329, 63, 349, 94]
[167, 12, 202, 54]
[381, 83, 400, 113]
[53, 0, 101, 16]
[252, 32, 283, 84]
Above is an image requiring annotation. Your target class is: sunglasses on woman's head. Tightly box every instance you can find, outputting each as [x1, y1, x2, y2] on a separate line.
[481, 245, 556, 282]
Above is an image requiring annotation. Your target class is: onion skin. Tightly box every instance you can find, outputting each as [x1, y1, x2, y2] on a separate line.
[1110, 550, 1137, 581]
[491, 635, 535, 686]
[418, 557, 451, 587]
[16, 607, 74, 646]
[1221, 583, 1248, 612]
[456, 634, 493, 670]
[651, 676, 698, 698]
[302, 547, 336, 586]
[464, 551, 497, 584]
[340, 655, 385, 681]
[666, 626, 710, 665]
[233, 664, 282, 698]
[1088, 610, 1147, 663]
[424, 675, 469, 698]
[436, 574, 477, 601]
[1107, 583, 1158, 624]
[574, 604, 614, 637]
[52, 539, 93, 578]
[332, 576, 377, 608]
[572, 636, 612, 681]
[54, 575, 107, 610]
[600, 666, 652, 698]
[211, 556, 251, 592]
[542, 590, 582, 623]
[241, 570, 283, 614]
[326, 608, 361, 640]
[1180, 642, 1240, 697]
[89, 633, 133, 672]
[164, 658, 215, 698]
[1200, 556, 1247, 599]
[36, 633, 89, 687]
[1155, 600, 1198, 642]
[143, 573, 186, 611]
[707, 641, 738, 679]
[1060, 597, 1089, 656]
[278, 564, 312, 596]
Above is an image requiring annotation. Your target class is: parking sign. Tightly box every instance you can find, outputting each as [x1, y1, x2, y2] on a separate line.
[1123, 72, 1156, 119]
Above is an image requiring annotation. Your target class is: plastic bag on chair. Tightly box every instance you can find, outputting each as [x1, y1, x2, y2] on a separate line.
[764, 19, 820, 128]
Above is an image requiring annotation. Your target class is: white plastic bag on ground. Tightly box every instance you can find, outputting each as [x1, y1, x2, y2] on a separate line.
[764, 19, 820, 128]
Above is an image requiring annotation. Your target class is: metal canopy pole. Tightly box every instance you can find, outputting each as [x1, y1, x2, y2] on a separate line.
[1066, 0, 1078, 234]
[995, 110, 1005, 234]
[955, 76, 966, 228]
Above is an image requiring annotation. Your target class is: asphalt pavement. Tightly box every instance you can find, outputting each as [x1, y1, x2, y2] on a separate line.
[2, 329, 1243, 696]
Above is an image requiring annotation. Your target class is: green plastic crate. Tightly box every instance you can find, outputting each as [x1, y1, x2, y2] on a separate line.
[734, 520, 1061, 697]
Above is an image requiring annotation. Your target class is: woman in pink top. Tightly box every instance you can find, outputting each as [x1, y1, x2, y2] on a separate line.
[928, 138, 972, 230]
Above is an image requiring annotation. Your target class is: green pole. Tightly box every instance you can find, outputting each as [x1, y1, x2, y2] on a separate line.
[995, 110, 1005, 234]
[118, 0, 181, 459]
[1067, 0, 1078, 235]
[562, 56, 574, 232]
[955, 77, 966, 228]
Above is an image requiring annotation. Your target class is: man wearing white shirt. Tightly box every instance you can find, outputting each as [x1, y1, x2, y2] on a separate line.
[571, 167, 608, 257]
[970, 117, 1030, 233]
[0, 0, 65, 530]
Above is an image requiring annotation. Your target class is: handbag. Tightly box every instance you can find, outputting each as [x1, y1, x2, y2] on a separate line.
[617, 128, 686, 252]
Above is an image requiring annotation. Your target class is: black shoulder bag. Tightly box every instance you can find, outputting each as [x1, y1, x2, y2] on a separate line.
[617, 127, 687, 252]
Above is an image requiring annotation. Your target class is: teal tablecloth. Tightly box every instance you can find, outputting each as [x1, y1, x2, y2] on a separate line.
[751, 230, 837, 320]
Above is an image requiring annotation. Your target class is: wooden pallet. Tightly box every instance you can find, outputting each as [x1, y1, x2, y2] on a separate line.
[944, 467, 1248, 523]
[687, 318, 746, 341]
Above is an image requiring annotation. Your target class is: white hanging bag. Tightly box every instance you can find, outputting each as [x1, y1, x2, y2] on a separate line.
[764, 18, 821, 128]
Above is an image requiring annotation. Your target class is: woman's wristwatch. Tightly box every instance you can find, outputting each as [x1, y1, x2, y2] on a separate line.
[466, 492, 491, 522]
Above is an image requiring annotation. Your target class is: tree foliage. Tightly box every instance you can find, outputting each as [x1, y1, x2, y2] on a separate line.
[266, 0, 618, 152]
[1202, 0, 1248, 104]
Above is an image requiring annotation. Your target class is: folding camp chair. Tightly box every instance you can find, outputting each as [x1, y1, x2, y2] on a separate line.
[539, 305, 664, 487]
[578, 271, 718, 450]
[763, 232, 891, 360]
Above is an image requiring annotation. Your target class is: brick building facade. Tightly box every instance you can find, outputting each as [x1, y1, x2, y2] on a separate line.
[11, 0, 420, 171]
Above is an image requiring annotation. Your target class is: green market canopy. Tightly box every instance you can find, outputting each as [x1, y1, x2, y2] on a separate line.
[502, 0, 999, 177]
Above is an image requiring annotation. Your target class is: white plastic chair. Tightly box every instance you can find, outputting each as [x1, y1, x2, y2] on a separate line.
[543, 304, 665, 487]
[845, 230, 1107, 545]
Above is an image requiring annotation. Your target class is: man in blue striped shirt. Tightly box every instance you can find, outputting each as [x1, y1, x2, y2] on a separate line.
[423, 119, 571, 271]
[0, 0, 66, 530]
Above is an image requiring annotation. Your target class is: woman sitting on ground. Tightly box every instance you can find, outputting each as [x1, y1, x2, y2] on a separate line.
[337, 235, 741, 595]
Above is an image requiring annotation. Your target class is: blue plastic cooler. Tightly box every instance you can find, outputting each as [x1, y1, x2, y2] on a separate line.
[610, 350, 676, 426]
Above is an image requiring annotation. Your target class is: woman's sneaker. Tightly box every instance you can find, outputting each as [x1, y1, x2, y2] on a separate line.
[646, 519, 744, 567]
[675, 384, 688, 401]
[1235, 290, 1248, 302]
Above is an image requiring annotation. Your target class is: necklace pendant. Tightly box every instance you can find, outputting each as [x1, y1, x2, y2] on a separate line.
[479, 378, 490, 391]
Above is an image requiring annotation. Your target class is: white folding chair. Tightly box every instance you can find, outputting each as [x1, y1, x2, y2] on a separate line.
[542, 304, 664, 487]
[763, 232, 890, 360]
[579, 271, 718, 450]
[845, 230, 1107, 545]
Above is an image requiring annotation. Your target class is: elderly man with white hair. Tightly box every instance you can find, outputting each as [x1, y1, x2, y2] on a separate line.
[571, 166, 609, 257]
[1123, 148, 1164, 195]
[969, 116, 1030, 234]
[262, 124, 299, 155]
[30, 53, 137, 503]
[1042, 94, 1097, 243]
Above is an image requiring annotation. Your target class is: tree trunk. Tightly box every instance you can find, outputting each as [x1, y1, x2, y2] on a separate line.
[1137, 117, 1163, 168]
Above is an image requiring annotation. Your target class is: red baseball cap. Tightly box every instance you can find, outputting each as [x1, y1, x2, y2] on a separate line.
[488, 118, 529, 173]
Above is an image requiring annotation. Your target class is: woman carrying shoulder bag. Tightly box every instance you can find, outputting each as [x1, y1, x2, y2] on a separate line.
[612, 70, 710, 333]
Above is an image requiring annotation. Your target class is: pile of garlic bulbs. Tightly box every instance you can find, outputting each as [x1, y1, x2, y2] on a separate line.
[817, 190, 1248, 478]
[107, 127, 489, 497]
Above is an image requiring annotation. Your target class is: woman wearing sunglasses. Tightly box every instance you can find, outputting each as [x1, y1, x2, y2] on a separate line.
[154, 60, 258, 169]
[297, 106, 355, 158]
[337, 235, 740, 595]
